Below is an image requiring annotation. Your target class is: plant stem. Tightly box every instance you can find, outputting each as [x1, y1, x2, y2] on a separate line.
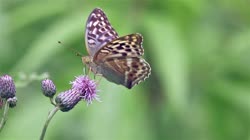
[50, 98, 56, 106]
[40, 106, 59, 140]
[0, 101, 10, 133]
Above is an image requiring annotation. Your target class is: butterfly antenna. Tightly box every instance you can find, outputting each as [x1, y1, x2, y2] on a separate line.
[58, 41, 83, 57]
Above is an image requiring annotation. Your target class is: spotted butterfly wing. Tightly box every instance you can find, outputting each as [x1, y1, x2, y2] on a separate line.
[99, 57, 151, 89]
[85, 8, 119, 57]
[93, 34, 151, 89]
[93, 33, 144, 62]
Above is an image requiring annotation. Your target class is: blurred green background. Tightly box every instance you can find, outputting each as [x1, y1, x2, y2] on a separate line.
[1, 0, 250, 140]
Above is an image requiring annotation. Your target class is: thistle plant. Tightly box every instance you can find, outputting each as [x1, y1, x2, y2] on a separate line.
[41, 79, 57, 105]
[0, 72, 49, 133]
[40, 75, 99, 140]
[0, 75, 17, 132]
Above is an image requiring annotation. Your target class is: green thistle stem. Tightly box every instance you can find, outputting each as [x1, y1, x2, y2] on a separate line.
[50, 98, 56, 106]
[40, 106, 60, 140]
[0, 101, 10, 133]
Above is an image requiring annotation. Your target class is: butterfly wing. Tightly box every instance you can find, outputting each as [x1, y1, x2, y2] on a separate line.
[93, 33, 150, 88]
[93, 33, 144, 63]
[98, 57, 151, 89]
[85, 8, 119, 57]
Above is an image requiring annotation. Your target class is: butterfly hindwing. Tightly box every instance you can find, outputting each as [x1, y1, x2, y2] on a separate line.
[85, 8, 119, 57]
[99, 57, 151, 89]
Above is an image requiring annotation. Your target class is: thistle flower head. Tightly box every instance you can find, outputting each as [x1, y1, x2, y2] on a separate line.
[0, 75, 16, 99]
[41, 79, 56, 98]
[7, 97, 18, 108]
[55, 89, 81, 112]
[70, 75, 99, 105]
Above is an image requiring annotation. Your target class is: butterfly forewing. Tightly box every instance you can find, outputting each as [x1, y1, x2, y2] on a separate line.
[93, 33, 144, 63]
[85, 8, 119, 57]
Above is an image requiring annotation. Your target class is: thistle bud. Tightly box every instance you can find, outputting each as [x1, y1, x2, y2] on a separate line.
[55, 89, 81, 112]
[41, 79, 56, 98]
[7, 97, 18, 108]
[70, 75, 99, 105]
[0, 75, 16, 99]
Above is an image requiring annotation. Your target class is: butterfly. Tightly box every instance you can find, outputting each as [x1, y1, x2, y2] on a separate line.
[82, 8, 151, 89]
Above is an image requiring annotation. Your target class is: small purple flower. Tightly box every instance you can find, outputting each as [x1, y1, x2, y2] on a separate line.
[55, 89, 81, 112]
[41, 79, 56, 98]
[7, 96, 18, 108]
[0, 75, 16, 99]
[70, 75, 99, 105]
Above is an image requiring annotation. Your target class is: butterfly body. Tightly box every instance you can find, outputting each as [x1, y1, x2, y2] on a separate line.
[83, 8, 151, 89]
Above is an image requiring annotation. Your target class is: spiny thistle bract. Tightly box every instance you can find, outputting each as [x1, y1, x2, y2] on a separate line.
[41, 79, 56, 98]
[55, 89, 81, 112]
[0, 75, 16, 99]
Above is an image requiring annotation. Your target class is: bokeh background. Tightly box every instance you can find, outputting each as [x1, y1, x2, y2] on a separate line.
[1, 0, 250, 140]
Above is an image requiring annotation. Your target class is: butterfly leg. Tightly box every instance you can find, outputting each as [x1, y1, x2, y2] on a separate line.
[82, 67, 86, 75]
[94, 73, 102, 79]
[82, 65, 90, 75]
[94, 73, 103, 85]
[85, 66, 91, 76]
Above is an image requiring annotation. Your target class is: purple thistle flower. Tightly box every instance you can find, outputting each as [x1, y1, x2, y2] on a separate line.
[7, 96, 18, 108]
[0, 75, 16, 99]
[41, 79, 56, 98]
[70, 75, 99, 105]
[55, 89, 81, 112]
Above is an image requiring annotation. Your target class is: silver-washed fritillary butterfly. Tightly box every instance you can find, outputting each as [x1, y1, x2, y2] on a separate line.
[82, 8, 151, 89]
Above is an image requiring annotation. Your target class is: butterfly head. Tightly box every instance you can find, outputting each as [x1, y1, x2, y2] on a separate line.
[82, 56, 92, 65]
[82, 56, 99, 74]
